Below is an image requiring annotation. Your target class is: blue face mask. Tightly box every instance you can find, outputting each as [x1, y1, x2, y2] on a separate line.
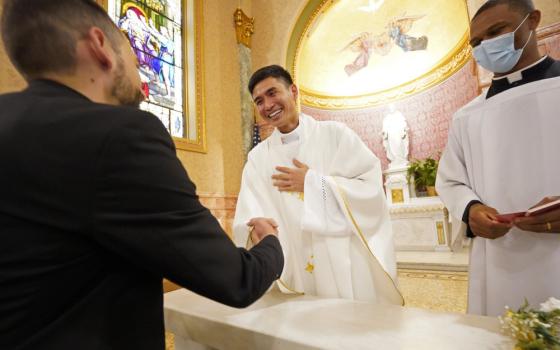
[473, 14, 532, 73]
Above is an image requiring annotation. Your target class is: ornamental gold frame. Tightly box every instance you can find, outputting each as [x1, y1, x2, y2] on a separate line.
[286, 0, 472, 110]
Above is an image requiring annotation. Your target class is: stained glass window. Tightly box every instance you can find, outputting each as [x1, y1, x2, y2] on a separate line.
[108, 0, 184, 138]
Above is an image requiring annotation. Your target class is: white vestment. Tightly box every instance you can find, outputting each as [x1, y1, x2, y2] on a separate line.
[437, 77, 560, 316]
[234, 114, 403, 305]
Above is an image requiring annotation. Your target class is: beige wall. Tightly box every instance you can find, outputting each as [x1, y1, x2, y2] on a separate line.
[0, 2, 26, 93]
[0, 40, 25, 94]
[538, 0, 560, 27]
[0, 0, 245, 196]
[251, 0, 306, 71]
[178, 0, 244, 195]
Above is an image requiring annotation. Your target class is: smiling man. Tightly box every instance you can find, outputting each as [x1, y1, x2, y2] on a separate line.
[437, 0, 560, 316]
[233, 65, 403, 305]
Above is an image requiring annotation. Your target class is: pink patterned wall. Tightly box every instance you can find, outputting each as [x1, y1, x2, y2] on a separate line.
[538, 23, 560, 59]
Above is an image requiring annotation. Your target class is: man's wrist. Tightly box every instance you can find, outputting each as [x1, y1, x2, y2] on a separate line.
[259, 234, 279, 243]
[463, 200, 482, 238]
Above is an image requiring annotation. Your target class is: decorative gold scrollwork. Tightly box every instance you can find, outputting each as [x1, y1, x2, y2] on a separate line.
[234, 8, 255, 48]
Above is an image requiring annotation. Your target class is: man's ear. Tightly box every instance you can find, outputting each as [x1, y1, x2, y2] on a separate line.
[528, 10, 541, 30]
[290, 83, 299, 100]
[85, 27, 115, 71]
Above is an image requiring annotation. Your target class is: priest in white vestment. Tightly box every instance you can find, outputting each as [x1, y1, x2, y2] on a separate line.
[437, 0, 560, 316]
[234, 65, 403, 305]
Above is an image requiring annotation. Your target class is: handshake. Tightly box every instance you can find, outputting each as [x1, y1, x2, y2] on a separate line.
[247, 217, 279, 245]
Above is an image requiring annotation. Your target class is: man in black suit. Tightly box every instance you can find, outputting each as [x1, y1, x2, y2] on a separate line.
[0, 0, 283, 349]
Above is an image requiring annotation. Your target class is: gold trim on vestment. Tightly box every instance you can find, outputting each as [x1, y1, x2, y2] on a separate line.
[278, 279, 305, 295]
[332, 179, 405, 306]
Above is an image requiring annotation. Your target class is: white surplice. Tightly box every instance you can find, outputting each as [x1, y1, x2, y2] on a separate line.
[233, 114, 403, 305]
[437, 77, 560, 316]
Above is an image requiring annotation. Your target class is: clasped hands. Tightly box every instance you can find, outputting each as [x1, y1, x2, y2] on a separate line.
[247, 217, 278, 245]
[469, 196, 560, 239]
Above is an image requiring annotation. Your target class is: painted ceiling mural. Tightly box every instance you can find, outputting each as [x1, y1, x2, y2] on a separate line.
[294, 0, 471, 109]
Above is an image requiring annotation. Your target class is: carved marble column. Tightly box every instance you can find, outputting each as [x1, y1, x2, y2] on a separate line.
[234, 8, 255, 160]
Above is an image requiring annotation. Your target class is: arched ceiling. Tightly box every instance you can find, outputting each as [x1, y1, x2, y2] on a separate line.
[288, 0, 471, 109]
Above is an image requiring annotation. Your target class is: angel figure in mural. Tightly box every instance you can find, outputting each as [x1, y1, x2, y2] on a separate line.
[342, 13, 428, 76]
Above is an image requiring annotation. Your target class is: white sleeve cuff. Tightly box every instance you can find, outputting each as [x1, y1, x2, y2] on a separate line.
[301, 169, 351, 236]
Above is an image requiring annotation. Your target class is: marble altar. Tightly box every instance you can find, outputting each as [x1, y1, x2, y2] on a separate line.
[164, 288, 513, 350]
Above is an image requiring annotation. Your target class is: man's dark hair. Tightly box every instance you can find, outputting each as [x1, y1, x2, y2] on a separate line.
[473, 0, 535, 20]
[1, 0, 124, 80]
[248, 65, 294, 94]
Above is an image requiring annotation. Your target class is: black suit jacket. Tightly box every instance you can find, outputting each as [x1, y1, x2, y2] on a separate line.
[0, 80, 283, 350]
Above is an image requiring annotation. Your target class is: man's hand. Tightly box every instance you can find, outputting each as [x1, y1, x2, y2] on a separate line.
[469, 203, 512, 239]
[272, 159, 309, 193]
[247, 217, 279, 245]
[514, 196, 560, 233]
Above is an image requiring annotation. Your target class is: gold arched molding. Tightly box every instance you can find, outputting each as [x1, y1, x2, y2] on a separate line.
[286, 0, 472, 110]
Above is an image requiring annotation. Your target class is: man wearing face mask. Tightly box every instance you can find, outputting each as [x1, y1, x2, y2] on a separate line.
[436, 0, 560, 316]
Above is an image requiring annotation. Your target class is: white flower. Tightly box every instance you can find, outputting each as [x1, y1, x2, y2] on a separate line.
[539, 297, 560, 312]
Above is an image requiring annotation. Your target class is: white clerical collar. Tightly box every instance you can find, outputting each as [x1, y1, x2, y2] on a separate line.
[493, 56, 548, 84]
[279, 120, 301, 144]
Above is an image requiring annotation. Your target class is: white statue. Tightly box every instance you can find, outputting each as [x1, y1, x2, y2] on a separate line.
[382, 104, 409, 169]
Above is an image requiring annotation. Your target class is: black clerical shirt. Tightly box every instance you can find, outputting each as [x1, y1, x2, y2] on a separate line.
[462, 56, 560, 237]
[486, 56, 560, 99]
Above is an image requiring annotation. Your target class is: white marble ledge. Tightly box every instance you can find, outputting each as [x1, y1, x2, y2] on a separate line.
[396, 247, 470, 271]
[164, 289, 514, 350]
[389, 197, 446, 214]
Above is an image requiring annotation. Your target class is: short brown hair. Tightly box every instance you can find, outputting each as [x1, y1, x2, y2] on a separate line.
[1, 0, 123, 80]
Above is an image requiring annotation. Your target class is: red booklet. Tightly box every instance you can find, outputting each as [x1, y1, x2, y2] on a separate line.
[495, 198, 560, 223]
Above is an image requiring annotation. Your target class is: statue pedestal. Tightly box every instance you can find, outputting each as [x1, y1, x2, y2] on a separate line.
[383, 166, 411, 205]
[383, 166, 455, 252]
